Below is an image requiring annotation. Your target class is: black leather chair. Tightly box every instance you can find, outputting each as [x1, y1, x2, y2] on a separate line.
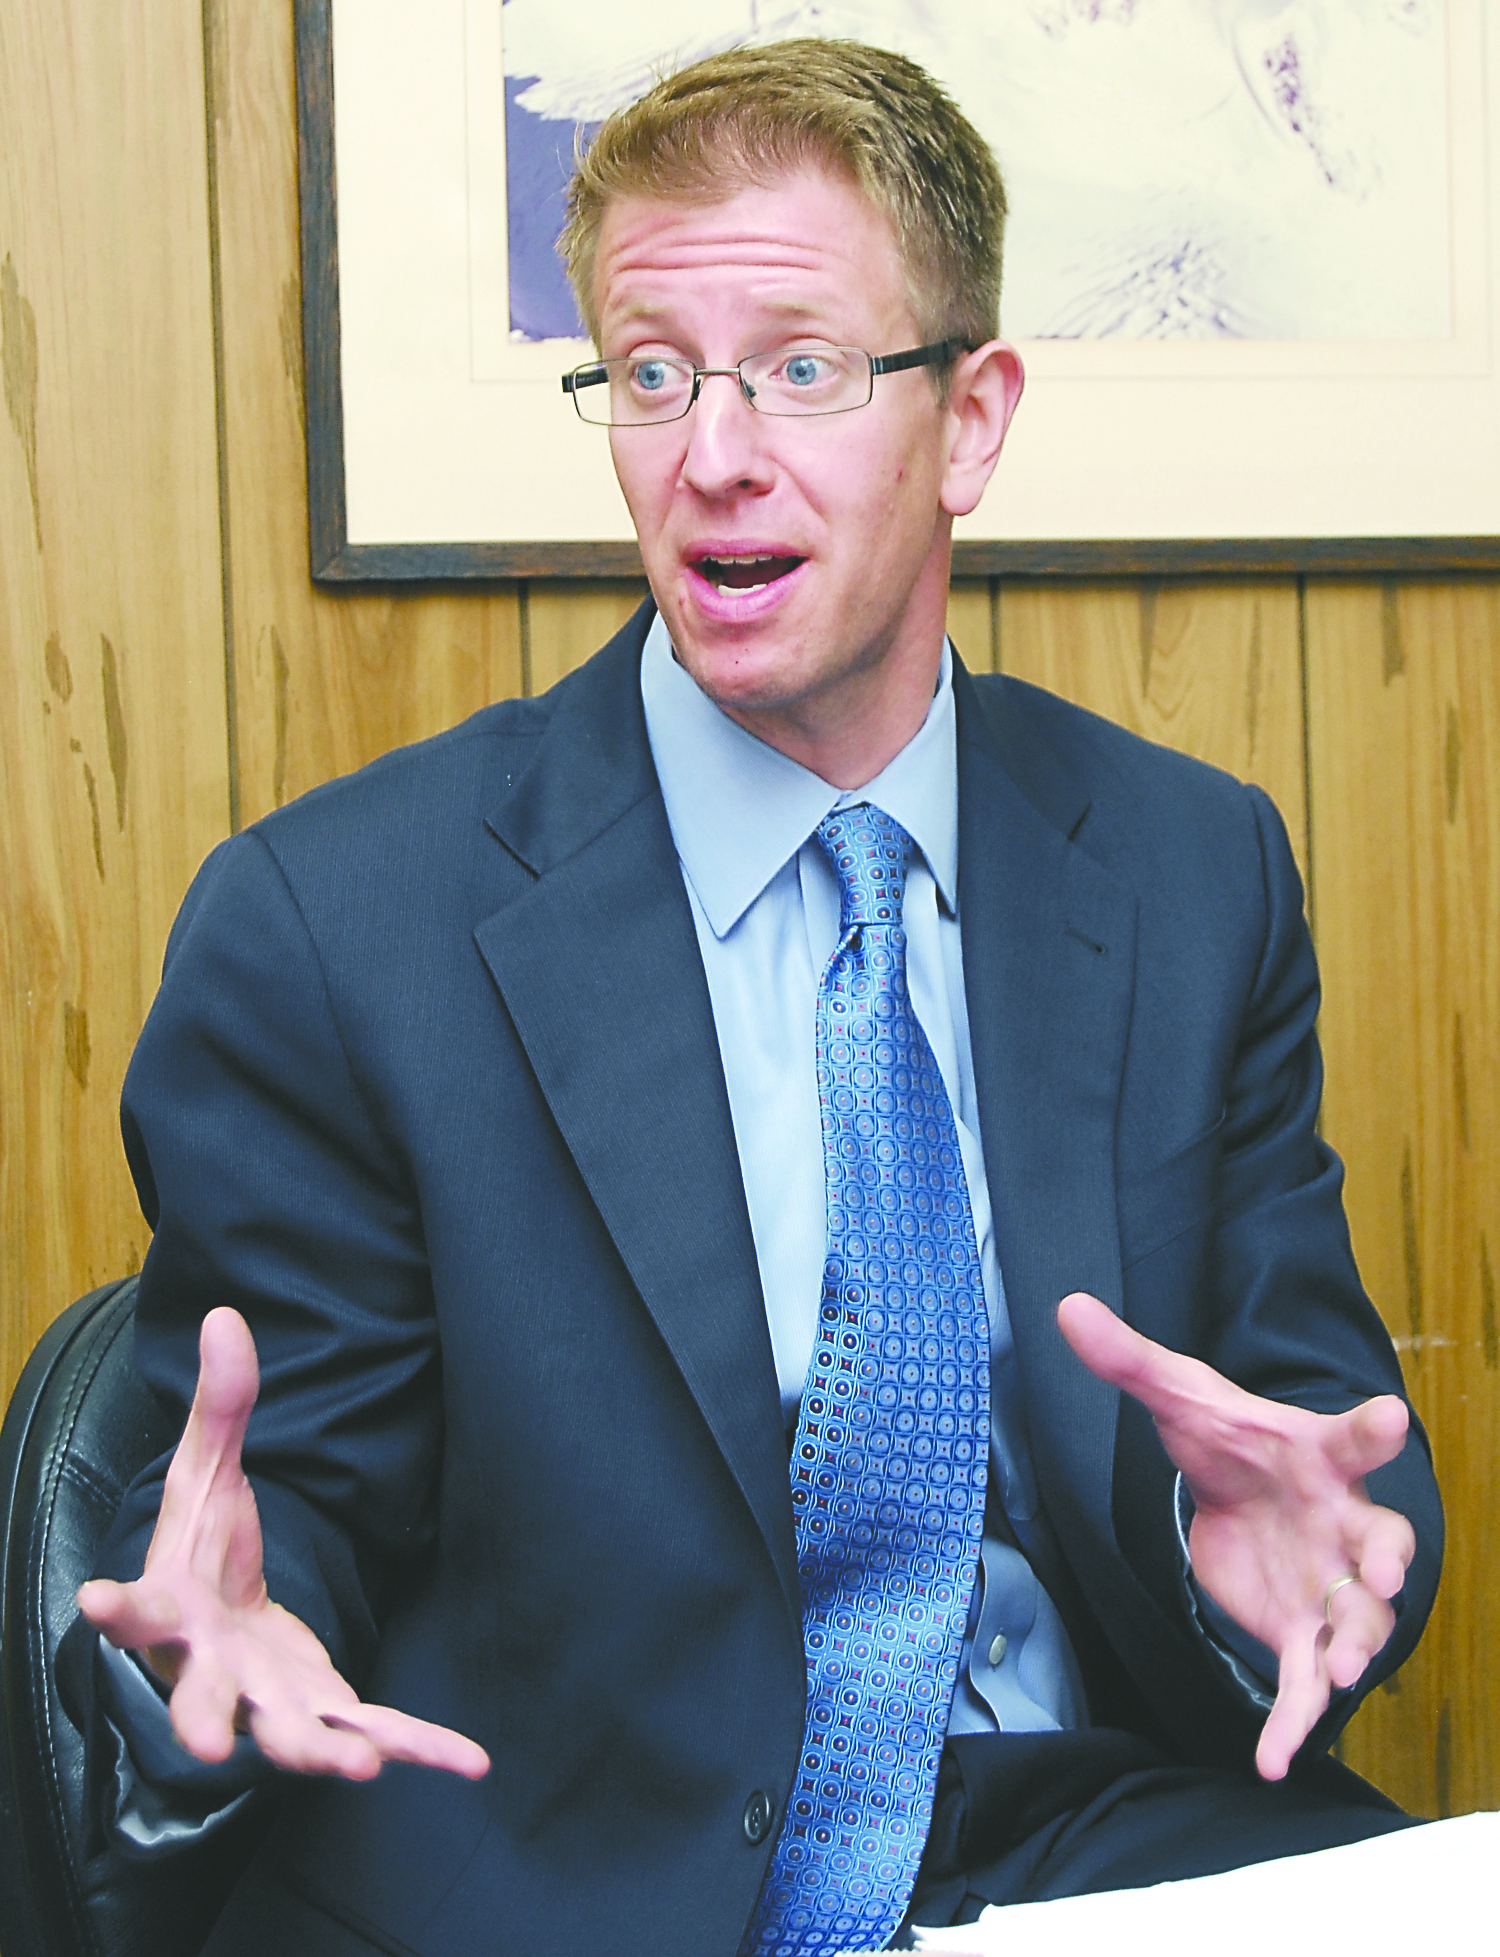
[0, 1279, 270, 1957]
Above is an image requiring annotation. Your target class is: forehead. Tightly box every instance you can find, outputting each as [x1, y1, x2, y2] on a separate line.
[592, 168, 911, 348]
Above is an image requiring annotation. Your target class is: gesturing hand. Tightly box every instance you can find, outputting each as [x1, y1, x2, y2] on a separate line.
[1057, 1292, 1414, 1783]
[78, 1307, 489, 1783]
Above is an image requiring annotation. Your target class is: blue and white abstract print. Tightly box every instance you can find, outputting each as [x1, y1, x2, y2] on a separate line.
[498, 0, 1450, 344]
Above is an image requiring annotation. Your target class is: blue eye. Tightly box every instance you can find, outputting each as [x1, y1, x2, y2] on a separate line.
[785, 354, 822, 386]
[634, 359, 669, 392]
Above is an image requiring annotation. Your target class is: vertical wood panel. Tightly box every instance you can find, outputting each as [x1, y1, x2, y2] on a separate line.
[213, 0, 521, 825]
[946, 578, 996, 675]
[996, 583, 1308, 882]
[526, 580, 649, 694]
[0, 1, 230, 1397]
[1307, 581, 1500, 1816]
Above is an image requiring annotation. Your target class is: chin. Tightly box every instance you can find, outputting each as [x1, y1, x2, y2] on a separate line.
[663, 619, 778, 695]
[680, 655, 794, 716]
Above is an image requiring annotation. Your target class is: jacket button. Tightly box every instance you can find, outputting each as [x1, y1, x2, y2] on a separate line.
[743, 1790, 774, 1845]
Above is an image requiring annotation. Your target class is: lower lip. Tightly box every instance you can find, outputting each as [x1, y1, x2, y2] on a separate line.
[683, 559, 808, 625]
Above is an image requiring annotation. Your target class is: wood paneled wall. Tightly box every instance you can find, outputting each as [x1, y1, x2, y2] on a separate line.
[2, 0, 1495, 1825]
[2, 0, 231, 1385]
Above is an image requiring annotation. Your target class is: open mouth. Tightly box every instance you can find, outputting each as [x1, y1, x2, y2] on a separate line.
[691, 552, 805, 593]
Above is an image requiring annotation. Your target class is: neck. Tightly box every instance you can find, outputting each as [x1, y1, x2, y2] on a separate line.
[717, 646, 943, 789]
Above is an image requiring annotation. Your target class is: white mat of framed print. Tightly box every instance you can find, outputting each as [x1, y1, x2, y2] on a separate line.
[298, 0, 1500, 579]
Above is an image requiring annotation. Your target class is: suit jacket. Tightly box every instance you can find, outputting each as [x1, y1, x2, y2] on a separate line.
[93, 604, 1441, 1956]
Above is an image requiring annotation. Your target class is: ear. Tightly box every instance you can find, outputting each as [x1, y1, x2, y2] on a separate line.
[939, 341, 1025, 519]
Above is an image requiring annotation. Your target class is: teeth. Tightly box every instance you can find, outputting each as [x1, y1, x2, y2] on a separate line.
[696, 549, 798, 595]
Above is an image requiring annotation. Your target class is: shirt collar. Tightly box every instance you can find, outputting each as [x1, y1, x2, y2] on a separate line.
[640, 611, 960, 938]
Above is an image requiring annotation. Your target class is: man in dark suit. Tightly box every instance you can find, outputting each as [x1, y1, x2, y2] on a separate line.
[78, 40, 1440, 1956]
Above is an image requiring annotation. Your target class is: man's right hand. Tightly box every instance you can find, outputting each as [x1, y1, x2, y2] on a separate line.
[78, 1306, 489, 1784]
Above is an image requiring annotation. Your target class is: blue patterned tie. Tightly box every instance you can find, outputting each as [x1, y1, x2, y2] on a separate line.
[740, 804, 991, 1956]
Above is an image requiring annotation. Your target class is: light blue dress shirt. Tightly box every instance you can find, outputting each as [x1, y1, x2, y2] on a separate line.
[640, 614, 1088, 1737]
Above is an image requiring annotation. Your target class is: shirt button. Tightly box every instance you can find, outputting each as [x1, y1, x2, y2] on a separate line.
[987, 1633, 1008, 1667]
[743, 1790, 774, 1845]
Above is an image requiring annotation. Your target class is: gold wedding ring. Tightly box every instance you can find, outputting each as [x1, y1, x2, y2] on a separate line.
[1323, 1574, 1358, 1624]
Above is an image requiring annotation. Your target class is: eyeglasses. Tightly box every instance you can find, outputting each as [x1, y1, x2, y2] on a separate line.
[560, 339, 973, 427]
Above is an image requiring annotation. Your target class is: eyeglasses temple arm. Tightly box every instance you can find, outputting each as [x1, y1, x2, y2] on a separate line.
[869, 339, 974, 377]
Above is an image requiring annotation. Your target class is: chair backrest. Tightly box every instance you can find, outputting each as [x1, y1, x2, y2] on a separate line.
[0, 1280, 271, 1957]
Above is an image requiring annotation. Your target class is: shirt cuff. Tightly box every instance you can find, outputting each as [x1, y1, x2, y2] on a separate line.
[93, 1638, 277, 1856]
[1172, 1474, 1277, 1712]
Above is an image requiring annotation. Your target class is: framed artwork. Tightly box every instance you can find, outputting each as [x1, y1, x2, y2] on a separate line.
[297, 0, 1500, 579]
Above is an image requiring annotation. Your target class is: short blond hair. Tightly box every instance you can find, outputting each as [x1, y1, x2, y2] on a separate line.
[559, 40, 1006, 353]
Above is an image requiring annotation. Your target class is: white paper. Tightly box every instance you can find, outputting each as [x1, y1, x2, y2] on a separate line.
[834, 1809, 1500, 1955]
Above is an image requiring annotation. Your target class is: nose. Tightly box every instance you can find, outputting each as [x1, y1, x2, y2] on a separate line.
[680, 369, 773, 498]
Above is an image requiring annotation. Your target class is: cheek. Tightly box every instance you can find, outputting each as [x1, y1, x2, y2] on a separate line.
[855, 419, 938, 519]
[825, 444, 906, 533]
[609, 437, 678, 535]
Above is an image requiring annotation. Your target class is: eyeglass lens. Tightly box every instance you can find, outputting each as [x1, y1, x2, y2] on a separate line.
[570, 345, 876, 425]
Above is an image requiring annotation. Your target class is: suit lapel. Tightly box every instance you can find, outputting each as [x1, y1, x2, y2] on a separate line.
[473, 616, 799, 1616]
[954, 663, 1137, 1556]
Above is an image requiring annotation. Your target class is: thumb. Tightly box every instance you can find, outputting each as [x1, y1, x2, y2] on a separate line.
[194, 1307, 261, 1434]
[172, 1307, 260, 1481]
[1057, 1292, 1156, 1393]
[149, 1308, 261, 1557]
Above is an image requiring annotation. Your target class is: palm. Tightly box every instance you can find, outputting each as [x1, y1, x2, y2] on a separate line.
[1057, 1292, 1414, 1781]
[78, 1307, 488, 1782]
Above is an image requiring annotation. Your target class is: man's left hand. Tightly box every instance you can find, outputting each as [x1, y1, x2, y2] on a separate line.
[1057, 1291, 1414, 1782]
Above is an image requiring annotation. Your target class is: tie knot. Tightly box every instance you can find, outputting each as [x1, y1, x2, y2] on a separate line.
[815, 804, 915, 930]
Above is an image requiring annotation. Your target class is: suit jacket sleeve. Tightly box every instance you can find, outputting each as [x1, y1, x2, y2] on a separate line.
[1108, 779, 1442, 1748]
[94, 826, 443, 1681]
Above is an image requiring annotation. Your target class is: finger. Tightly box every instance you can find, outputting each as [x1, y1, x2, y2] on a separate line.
[243, 1683, 488, 1781]
[1324, 1584, 1397, 1691]
[1323, 1395, 1408, 1480]
[339, 1704, 491, 1780]
[168, 1649, 247, 1763]
[1255, 1635, 1328, 1782]
[1348, 1506, 1416, 1602]
[245, 1700, 384, 1780]
[216, 1616, 382, 1779]
[76, 1577, 183, 1650]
